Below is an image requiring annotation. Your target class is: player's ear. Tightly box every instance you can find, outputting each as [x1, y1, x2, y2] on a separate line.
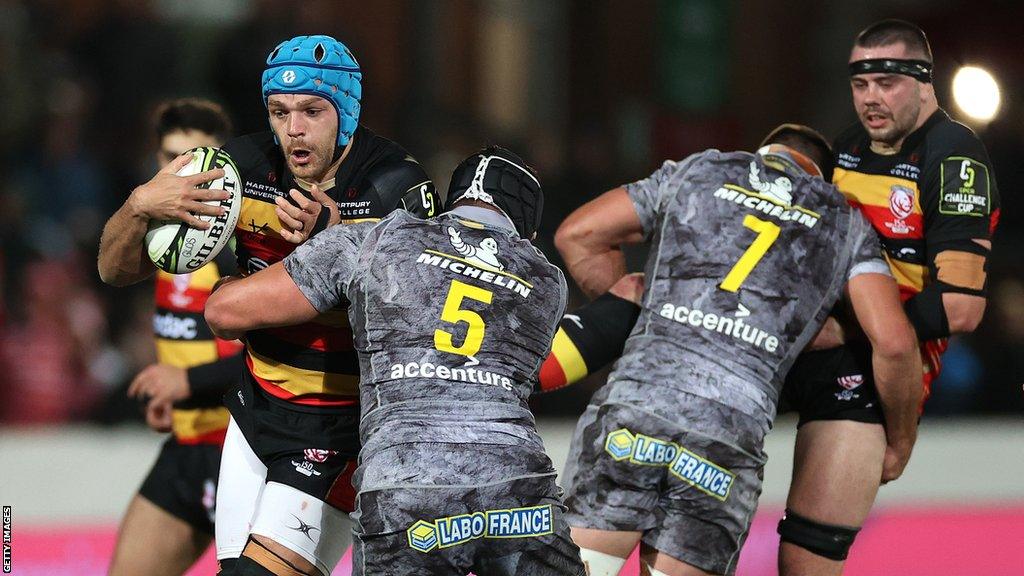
[530, 231, 538, 241]
[919, 80, 934, 104]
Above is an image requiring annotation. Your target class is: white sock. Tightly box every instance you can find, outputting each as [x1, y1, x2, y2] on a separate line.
[579, 547, 628, 576]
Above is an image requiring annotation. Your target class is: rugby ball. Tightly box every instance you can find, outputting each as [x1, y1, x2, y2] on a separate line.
[145, 147, 242, 274]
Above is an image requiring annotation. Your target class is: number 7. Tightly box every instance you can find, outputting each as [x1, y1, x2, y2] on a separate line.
[720, 215, 780, 292]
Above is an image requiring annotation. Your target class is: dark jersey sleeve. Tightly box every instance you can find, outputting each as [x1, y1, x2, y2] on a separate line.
[920, 124, 1000, 245]
[182, 353, 244, 407]
[537, 291, 642, 392]
[364, 155, 440, 218]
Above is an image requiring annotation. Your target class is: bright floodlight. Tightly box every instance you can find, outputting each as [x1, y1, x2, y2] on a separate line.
[952, 66, 1001, 122]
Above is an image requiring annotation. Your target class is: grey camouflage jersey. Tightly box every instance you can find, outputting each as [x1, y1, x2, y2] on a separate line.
[603, 149, 886, 436]
[284, 209, 568, 490]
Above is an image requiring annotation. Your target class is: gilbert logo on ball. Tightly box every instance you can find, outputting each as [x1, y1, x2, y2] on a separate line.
[145, 147, 242, 274]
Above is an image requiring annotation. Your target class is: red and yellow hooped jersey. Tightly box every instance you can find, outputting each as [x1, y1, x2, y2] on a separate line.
[833, 110, 1000, 393]
[222, 127, 438, 410]
[154, 248, 241, 444]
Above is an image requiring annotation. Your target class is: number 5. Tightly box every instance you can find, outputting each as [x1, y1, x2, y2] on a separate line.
[434, 280, 493, 357]
[720, 215, 780, 292]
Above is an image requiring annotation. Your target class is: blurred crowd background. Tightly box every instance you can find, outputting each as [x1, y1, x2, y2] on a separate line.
[1, 0, 1021, 427]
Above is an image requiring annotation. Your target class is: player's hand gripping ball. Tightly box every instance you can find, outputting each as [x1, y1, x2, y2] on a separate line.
[145, 147, 242, 273]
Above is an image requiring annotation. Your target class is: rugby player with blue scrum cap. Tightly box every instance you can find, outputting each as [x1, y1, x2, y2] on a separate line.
[103, 34, 440, 576]
[206, 146, 587, 576]
[552, 125, 923, 576]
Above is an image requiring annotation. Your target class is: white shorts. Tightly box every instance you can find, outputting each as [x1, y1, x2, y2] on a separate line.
[216, 417, 352, 575]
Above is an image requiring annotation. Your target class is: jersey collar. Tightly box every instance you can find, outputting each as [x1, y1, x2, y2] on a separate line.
[448, 205, 516, 233]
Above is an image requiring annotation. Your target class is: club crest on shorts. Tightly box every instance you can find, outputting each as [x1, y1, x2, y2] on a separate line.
[202, 479, 216, 523]
[406, 505, 553, 553]
[837, 374, 864, 390]
[303, 448, 338, 463]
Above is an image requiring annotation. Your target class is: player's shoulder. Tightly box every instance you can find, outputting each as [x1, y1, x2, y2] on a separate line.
[365, 151, 431, 194]
[638, 149, 723, 185]
[920, 110, 989, 162]
[357, 126, 428, 181]
[361, 210, 426, 246]
[673, 148, 725, 170]
[221, 131, 279, 168]
[833, 121, 868, 153]
[353, 126, 432, 207]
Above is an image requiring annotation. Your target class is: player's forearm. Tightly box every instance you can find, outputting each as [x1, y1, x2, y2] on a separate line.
[872, 343, 923, 452]
[565, 249, 627, 300]
[97, 198, 154, 286]
[206, 282, 252, 340]
[206, 264, 321, 339]
[555, 188, 644, 299]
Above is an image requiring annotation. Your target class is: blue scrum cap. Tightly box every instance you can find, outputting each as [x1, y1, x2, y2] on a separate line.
[262, 35, 362, 146]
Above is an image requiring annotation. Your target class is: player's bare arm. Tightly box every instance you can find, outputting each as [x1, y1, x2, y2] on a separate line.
[817, 235, 992, 350]
[554, 187, 645, 299]
[847, 272, 923, 482]
[205, 262, 318, 340]
[97, 153, 227, 286]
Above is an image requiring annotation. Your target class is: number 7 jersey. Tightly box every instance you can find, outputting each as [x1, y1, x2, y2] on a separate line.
[611, 150, 888, 424]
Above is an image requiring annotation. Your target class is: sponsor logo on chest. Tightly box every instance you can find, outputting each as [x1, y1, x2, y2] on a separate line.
[153, 312, 198, 340]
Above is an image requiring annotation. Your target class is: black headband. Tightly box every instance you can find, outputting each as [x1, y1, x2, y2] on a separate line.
[849, 58, 933, 83]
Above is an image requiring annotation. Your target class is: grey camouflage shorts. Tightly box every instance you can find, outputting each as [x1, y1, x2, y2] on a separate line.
[352, 474, 586, 576]
[562, 402, 766, 575]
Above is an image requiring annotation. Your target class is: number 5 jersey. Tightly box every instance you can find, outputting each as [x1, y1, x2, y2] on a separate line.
[283, 207, 568, 489]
